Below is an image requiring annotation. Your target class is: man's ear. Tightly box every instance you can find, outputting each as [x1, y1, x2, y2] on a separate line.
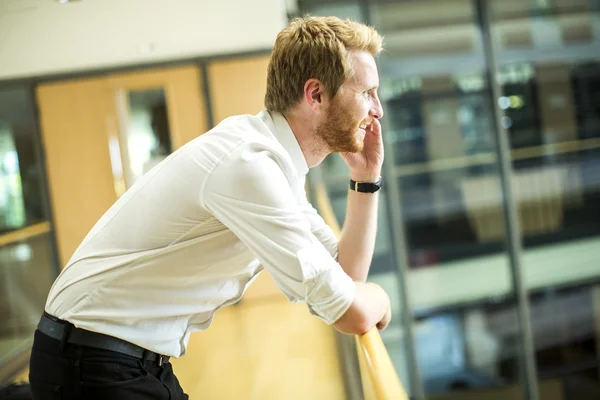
[303, 79, 327, 111]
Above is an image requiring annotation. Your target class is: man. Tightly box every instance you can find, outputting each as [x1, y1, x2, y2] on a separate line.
[29, 16, 391, 399]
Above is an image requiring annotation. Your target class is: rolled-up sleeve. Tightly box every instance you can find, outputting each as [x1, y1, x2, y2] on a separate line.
[201, 141, 354, 325]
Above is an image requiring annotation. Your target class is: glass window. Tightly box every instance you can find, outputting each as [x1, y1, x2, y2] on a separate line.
[0, 88, 48, 233]
[491, 0, 600, 397]
[307, 0, 531, 398]
[0, 86, 56, 371]
[371, 2, 532, 396]
[0, 125, 26, 230]
[302, 1, 600, 398]
[115, 88, 173, 189]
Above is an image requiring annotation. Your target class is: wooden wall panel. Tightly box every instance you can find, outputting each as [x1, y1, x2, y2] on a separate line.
[208, 54, 271, 125]
[37, 78, 118, 266]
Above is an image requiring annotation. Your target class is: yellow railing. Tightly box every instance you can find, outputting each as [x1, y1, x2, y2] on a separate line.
[313, 182, 409, 400]
[0, 222, 51, 247]
[394, 137, 600, 177]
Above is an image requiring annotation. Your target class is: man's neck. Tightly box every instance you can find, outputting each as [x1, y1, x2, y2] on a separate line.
[282, 110, 329, 168]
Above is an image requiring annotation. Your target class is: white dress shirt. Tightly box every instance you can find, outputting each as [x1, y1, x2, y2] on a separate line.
[45, 110, 355, 357]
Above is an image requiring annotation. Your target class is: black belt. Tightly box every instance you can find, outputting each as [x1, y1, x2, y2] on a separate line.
[37, 313, 170, 366]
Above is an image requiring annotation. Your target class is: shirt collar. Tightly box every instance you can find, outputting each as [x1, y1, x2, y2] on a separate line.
[258, 110, 309, 177]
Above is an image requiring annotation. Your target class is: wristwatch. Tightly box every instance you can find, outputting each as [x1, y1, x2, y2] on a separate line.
[349, 177, 383, 193]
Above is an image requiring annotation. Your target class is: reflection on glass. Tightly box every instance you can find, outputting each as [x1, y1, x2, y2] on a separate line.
[118, 88, 173, 188]
[369, 1, 530, 397]
[0, 88, 47, 233]
[492, 0, 600, 397]
[302, 0, 600, 398]
[0, 125, 26, 230]
[310, 0, 529, 398]
[0, 233, 55, 366]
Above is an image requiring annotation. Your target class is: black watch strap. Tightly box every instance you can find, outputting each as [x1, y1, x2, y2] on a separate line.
[349, 177, 383, 193]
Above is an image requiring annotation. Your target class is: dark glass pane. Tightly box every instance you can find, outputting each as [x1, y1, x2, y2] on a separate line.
[370, 0, 530, 397]
[306, 0, 531, 397]
[0, 87, 47, 233]
[491, 0, 600, 398]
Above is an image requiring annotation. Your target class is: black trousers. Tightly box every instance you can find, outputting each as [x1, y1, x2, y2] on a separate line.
[29, 329, 189, 400]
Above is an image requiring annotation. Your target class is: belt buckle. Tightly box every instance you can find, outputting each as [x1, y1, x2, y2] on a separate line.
[158, 355, 166, 367]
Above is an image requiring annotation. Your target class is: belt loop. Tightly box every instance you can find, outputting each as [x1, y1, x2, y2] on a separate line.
[58, 321, 73, 353]
[142, 349, 150, 363]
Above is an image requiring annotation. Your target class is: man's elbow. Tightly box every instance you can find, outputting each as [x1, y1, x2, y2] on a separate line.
[332, 299, 375, 336]
[331, 281, 388, 336]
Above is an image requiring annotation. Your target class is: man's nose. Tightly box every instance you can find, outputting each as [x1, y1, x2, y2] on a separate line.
[371, 95, 384, 119]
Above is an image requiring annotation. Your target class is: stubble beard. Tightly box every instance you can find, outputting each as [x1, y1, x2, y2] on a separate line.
[315, 99, 364, 153]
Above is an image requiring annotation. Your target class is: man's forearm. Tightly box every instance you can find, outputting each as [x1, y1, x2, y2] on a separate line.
[337, 184, 380, 282]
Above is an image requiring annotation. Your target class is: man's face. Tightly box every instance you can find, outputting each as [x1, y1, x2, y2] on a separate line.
[316, 50, 384, 153]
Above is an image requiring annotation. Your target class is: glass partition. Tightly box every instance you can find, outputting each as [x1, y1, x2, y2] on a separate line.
[0, 86, 56, 373]
[490, 1, 600, 398]
[369, 1, 531, 397]
[0, 88, 48, 233]
[301, 1, 419, 394]
[303, 0, 600, 397]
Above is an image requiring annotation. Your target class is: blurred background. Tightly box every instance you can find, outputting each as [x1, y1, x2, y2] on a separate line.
[1, 0, 599, 399]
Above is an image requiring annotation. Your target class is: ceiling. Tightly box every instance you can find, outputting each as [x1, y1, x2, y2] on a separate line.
[0, 0, 287, 80]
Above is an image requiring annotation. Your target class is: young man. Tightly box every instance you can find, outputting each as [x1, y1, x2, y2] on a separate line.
[29, 16, 391, 399]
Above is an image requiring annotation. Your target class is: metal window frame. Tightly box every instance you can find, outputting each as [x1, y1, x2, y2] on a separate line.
[475, 0, 539, 398]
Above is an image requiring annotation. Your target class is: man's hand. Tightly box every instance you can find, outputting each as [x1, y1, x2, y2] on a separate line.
[336, 119, 383, 282]
[340, 119, 384, 182]
[377, 300, 392, 331]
